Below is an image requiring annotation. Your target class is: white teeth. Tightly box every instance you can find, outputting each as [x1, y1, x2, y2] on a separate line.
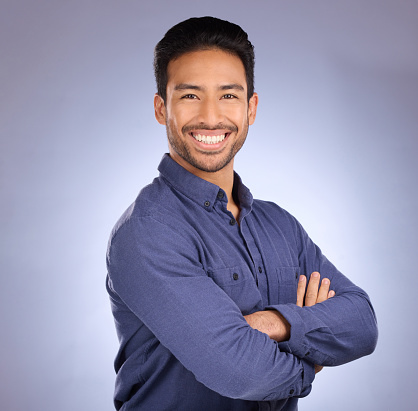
[192, 133, 226, 144]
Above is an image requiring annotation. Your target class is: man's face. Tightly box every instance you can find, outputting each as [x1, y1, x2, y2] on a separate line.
[154, 49, 258, 176]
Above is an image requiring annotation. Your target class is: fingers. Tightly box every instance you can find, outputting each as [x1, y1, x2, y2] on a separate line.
[296, 275, 306, 307]
[316, 278, 331, 303]
[304, 272, 335, 307]
[297, 272, 335, 307]
[304, 272, 321, 307]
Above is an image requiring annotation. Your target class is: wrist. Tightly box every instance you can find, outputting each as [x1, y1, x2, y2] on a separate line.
[270, 310, 290, 342]
[244, 310, 290, 342]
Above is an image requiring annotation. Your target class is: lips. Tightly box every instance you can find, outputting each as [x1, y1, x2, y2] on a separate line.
[183, 124, 237, 147]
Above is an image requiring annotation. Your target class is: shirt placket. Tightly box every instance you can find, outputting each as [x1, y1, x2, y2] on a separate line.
[239, 218, 269, 308]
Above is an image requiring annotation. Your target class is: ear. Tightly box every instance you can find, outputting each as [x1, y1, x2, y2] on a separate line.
[248, 92, 258, 125]
[154, 94, 166, 125]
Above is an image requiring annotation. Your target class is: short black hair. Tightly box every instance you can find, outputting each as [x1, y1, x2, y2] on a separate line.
[154, 16, 255, 102]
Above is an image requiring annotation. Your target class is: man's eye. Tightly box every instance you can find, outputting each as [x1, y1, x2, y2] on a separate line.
[222, 94, 237, 99]
[181, 94, 197, 99]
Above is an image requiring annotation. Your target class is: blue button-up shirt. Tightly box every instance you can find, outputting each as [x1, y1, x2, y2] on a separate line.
[106, 154, 377, 410]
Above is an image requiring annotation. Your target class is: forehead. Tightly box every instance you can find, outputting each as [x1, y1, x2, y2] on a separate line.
[166, 49, 247, 90]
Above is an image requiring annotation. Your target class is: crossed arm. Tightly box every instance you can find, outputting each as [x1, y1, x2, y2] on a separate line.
[109, 215, 378, 400]
[245, 272, 334, 372]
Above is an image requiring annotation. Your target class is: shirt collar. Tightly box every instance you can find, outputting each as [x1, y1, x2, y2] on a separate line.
[233, 172, 253, 219]
[157, 154, 253, 213]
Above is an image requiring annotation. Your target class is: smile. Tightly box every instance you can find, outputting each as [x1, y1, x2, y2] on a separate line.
[192, 133, 227, 144]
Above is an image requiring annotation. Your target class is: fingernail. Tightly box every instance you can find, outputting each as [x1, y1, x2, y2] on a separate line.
[323, 279, 329, 285]
[312, 272, 319, 278]
[299, 275, 306, 282]
[329, 290, 335, 297]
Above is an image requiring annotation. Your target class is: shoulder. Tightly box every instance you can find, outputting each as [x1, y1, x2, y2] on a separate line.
[112, 176, 178, 227]
[108, 176, 200, 252]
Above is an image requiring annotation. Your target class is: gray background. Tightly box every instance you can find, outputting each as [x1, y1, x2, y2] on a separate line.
[1, 1, 417, 410]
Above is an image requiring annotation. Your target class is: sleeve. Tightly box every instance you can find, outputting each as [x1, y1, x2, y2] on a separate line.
[269, 218, 378, 367]
[107, 215, 316, 401]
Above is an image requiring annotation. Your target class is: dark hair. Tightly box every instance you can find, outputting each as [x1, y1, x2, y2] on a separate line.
[154, 16, 255, 102]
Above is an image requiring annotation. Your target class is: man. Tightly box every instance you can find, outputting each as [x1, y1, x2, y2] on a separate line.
[106, 16, 378, 411]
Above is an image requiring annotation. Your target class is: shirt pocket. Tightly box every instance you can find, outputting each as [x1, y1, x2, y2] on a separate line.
[208, 265, 263, 315]
[276, 266, 300, 304]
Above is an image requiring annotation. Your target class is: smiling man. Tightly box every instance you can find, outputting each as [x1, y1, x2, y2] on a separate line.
[154, 48, 257, 221]
[106, 17, 378, 411]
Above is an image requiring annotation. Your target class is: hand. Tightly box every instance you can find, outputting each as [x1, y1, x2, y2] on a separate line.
[296, 271, 335, 308]
[244, 272, 335, 346]
[297, 272, 335, 374]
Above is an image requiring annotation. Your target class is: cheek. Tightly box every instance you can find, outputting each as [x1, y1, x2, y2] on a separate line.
[167, 106, 189, 129]
[166, 110, 181, 132]
[223, 102, 247, 117]
[229, 108, 248, 127]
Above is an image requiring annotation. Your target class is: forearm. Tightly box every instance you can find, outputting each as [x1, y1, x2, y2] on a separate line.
[272, 287, 378, 366]
[244, 310, 290, 342]
[282, 220, 379, 366]
[245, 272, 377, 367]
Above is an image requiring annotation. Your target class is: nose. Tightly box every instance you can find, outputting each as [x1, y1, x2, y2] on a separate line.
[197, 98, 223, 126]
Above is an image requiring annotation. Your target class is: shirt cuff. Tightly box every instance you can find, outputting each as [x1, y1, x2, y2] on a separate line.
[298, 358, 315, 397]
[267, 304, 310, 359]
[267, 304, 316, 398]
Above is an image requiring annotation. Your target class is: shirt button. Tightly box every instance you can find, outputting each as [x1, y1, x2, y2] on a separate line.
[258, 266, 263, 273]
[217, 191, 224, 199]
[305, 351, 310, 357]
[204, 201, 210, 207]
[289, 389, 295, 395]
[229, 218, 236, 226]
[233, 273, 239, 280]
[295, 272, 299, 279]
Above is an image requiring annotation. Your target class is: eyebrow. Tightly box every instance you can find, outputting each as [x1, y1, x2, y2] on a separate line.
[174, 84, 202, 91]
[174, 83, 245, 92]
[219, 84, 245, 92]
